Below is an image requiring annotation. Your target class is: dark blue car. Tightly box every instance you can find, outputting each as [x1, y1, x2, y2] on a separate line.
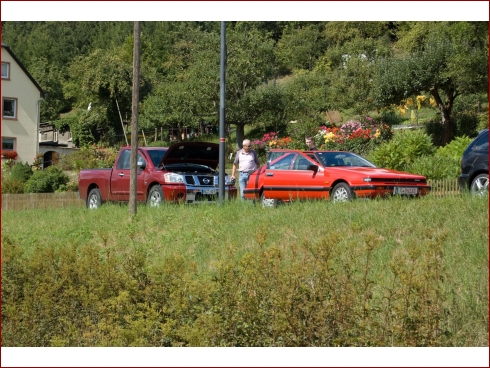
[458, 129, 488, 196]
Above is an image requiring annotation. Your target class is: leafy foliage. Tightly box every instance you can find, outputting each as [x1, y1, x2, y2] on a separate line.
[436, 136, 473, 161]
[10, 162, 34, 182]
[2, 197, 488, 347]
[57, 146, 118, 171]
[1, 178, 26, 194]
[369, 129, 435, 171]
[405, 155, 460, 180]
[23, 166, 70, 193]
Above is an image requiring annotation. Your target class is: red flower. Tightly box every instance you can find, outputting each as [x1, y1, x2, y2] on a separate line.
[1, 150, 18, 160]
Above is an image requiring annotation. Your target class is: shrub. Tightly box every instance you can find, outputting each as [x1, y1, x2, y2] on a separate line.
[148, 140, 170, 147]
[24, 166, 69, 193]
[57, 146, 118, 171]
[370, 129, 435, 171]
[56, 181, 79, 193]
[1, 177, 26, 194]
[435, 136, 473, 161]
[476, 113, 488, 131]
[10, 162, 33, 183]
[379, 107, 405, 127]
[424, 117, 444, 147]
[405, 155, 461, 180]
[453, 111, 479, 138]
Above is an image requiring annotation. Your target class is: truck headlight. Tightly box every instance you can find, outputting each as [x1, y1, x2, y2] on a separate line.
[164, 173, 184, 183]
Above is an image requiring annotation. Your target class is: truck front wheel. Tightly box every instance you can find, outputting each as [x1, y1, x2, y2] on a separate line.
[87, 188, 102, 209]
[147, 185, 164, 207]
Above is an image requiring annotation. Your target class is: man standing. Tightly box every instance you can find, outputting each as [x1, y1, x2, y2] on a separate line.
[305, 136, 318, 150]
[230, 139, 260, 200]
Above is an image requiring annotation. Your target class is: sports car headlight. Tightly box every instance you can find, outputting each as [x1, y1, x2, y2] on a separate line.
[164, 173, 184, 183]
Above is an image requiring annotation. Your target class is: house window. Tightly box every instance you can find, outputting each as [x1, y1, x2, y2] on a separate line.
[2, 62, 10, 79]
[2, 137, 15, 151]
[2, 97, 17, 119]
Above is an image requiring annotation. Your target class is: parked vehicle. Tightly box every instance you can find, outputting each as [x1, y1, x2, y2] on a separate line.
[78, 142, 237, 208]
[243, 149, 431, 207]
[458, 129, 488, 196]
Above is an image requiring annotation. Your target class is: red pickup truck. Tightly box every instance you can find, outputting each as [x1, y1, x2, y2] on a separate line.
[78, 142, 237, 208]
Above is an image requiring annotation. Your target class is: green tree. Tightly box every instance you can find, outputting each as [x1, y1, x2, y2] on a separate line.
[275, 23, 326, 73]
[372, 21, 488, 145]
[225, 23, 279, 147]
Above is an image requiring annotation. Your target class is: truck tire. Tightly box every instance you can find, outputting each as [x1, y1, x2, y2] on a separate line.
[87, 188, 102, 209]
[147, 185, 164, 207]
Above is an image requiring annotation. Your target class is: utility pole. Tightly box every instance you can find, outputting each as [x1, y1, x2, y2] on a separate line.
[218, 21, 226, 204]
[129, 21, 141, 215]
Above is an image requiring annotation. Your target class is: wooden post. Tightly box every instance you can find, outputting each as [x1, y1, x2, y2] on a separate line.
[129, 21, 141, 216]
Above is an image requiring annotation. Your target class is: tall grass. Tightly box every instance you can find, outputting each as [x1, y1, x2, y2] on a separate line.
[1, 195, 488, 346]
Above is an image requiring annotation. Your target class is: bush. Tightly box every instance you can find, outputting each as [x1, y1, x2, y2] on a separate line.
[476, 113, 488, 131]
[148, 140, 170, 147]
[435, 136, 473, 161]
[24, 166, 70, 193]
[57, 146, 118, 171]
[405, 155, 461, 180]
[1, 177, 26, 194]
[369, 129, 435, 171]
[56, 181, 79, 193]
[453, 111, 479, 138]
[10, 162, 33, 183]
[379, 107, 405, 127]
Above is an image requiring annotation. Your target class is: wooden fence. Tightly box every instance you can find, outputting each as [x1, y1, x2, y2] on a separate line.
[2, 192, 84, 211]
[1, 179, 462, 211]
[427, 178, 461, 197]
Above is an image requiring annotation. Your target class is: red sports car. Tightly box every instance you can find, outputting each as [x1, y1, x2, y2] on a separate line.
[243, 149, 431, 206]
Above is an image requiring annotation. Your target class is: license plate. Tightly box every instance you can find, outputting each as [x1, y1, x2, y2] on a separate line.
[202, 189, 217, 195]
[394, 187, 418, 195]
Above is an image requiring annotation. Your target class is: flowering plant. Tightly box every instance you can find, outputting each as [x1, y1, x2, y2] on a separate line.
[250, 132, 294, 160]
[1, 150, 18, 160]
[314, 117, 393, 155]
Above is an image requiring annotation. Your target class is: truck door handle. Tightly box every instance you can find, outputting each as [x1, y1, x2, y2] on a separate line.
[266, 172, 274, 177]
[118, 173, 124, 177]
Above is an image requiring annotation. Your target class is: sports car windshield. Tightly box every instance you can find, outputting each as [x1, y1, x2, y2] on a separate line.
[315, 152, 376, 168]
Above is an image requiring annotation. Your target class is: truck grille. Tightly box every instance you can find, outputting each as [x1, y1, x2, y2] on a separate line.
[184, 175, 216, 186]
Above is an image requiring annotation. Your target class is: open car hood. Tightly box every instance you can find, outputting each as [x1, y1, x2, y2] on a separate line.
[160, 141, 220, 169]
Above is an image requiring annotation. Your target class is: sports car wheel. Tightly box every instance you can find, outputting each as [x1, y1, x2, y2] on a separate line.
[147, 185, 164, 207]
[331, 183, 352, 202]
[87, 188, 102, 209]
[260, 192, 278, 208]
[470, 173, 488, 197]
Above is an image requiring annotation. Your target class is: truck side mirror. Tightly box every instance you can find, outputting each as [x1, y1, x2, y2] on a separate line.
[137, 161, 146, 170]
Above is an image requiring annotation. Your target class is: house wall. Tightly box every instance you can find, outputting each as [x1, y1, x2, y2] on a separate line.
[1, 47, 43, 165]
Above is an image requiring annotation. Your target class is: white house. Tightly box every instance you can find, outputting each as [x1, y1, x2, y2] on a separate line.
[2, 42, 45, 165]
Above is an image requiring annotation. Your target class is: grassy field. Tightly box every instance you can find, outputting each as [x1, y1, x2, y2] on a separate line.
[1, 194, 488, 347]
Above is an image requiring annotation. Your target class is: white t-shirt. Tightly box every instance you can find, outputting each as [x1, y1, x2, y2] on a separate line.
[233, 149, 260, 172]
